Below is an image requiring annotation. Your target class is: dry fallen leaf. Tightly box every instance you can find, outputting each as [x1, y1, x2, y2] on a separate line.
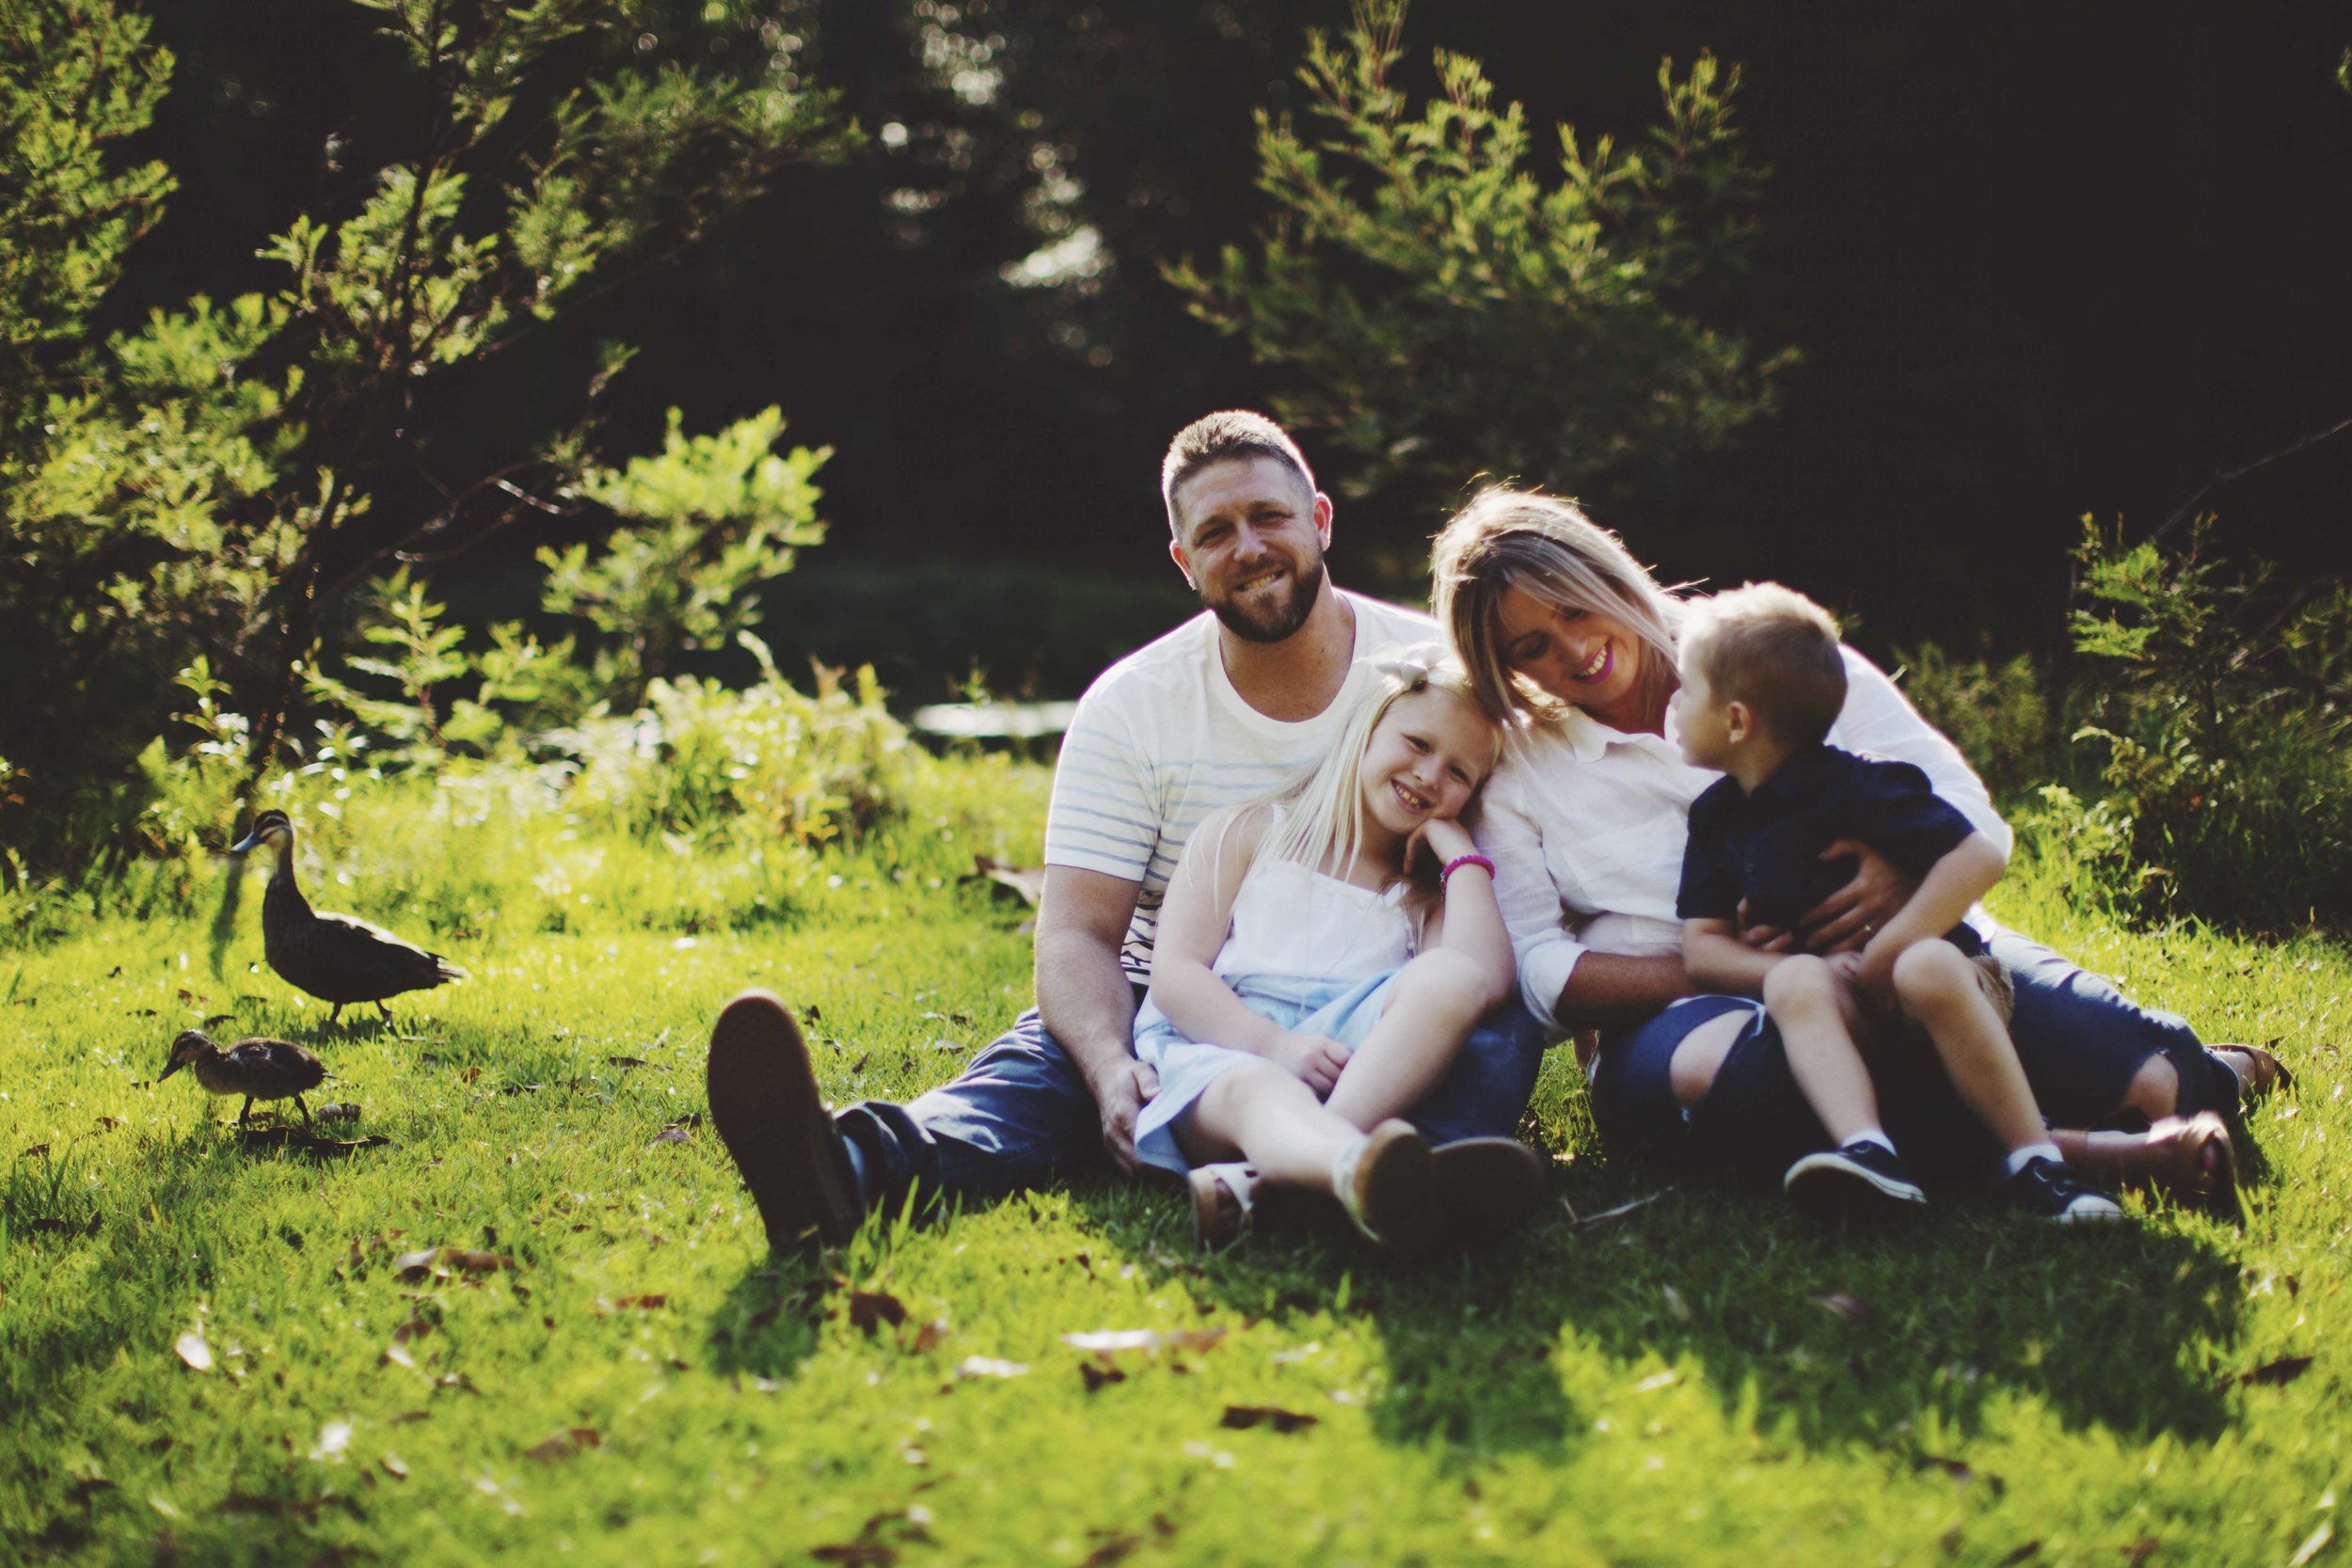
[848, 1290, 908, 1336]
[1078, 1530, 1143, 1568]
[810, 1544, 897, 1567]
[523, 1428, 600, 1463]
[911, 1320, 950, 1352]
[612, 1294, 667, 1310]
[459, 1067, 483, 1085]
[1812, 1291, 1871, 1325]
[309, 1420, 353, 1462]
[379, 1453, 408, 1481]
[1078, 1362, 1126, 1393]
[174, 1333, 213, 1372]
[2224, 1354, 2314, 1390]
[1220, 1404, 1318, 1434]
[2120, 1537, 2159, 1566]
[954, 1355, 1029, 1380]
[969, 855, 1047, 908]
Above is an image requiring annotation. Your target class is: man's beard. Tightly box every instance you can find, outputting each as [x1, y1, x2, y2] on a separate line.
[1205, 563, 1325, 644]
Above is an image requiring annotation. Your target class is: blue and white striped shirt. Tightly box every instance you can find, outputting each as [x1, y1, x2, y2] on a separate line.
[1043, 591, 1436, 982]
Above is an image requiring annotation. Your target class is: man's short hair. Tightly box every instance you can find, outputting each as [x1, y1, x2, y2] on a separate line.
[1160, 411, 1316, 535]
[1683, 581, 1848, 748]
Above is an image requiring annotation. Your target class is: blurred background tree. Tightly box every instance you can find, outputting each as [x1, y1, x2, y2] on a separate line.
[2, 0, 850, 835]
[1169, 0, 1793, 568]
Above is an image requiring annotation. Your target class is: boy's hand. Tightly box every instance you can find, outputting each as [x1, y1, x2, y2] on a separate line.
[1735, 897, 1799, 953]
[1269, 1031, 1351, 1097]
[1803, 840, 1920, 953]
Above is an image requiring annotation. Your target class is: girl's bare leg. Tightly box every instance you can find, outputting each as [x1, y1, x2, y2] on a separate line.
[1324, 949, 1494, 1130]
[1891, 942, 2047, 1153]
[1762, 955, 1883, 1146]
[1176, 1058, 1362, 1192]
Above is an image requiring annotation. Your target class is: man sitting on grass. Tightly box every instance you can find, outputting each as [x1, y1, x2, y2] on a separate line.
[704, 411, 1551, 1246]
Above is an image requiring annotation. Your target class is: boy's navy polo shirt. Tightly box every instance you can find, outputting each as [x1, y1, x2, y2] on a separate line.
[1676, 743, 1983, 948]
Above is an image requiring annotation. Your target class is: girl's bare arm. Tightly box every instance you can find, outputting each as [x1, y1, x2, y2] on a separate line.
[1146, 806, 1285, 1055]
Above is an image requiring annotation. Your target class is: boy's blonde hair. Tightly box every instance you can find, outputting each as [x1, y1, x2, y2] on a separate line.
[1681, 581, 1848, 747]
[1431, 486, 1684, 727]
[1216, 650, 1501, 925]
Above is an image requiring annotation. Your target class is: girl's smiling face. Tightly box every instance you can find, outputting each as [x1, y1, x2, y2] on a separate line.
[1494, 584, 1651, 728]
[1359, 689, 1497, 846]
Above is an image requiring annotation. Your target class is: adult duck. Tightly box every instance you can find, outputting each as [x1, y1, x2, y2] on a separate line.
[162, 1029, 328, 1125]
[230, 810, 465, 1026]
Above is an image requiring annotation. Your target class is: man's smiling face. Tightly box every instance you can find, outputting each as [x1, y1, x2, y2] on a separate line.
[1168, 454, 1331, 644]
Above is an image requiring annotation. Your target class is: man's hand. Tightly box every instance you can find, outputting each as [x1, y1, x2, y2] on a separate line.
[1087, 1057, 1162, 1174]
[1269, 1031, 1351, 1098]
[1801, 840, 1920, 954]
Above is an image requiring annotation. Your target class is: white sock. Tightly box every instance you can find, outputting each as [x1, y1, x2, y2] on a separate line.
[1848, 1127, 1895, 1155]
[2005, 1141, 2063, 1178]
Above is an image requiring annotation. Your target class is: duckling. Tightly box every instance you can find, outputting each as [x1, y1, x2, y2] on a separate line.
[230, 810, 465, 1026]
[161, 1029, 328, 1126]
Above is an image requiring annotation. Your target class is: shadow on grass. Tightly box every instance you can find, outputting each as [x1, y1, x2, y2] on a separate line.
[1064, 1156, 2248, 1461]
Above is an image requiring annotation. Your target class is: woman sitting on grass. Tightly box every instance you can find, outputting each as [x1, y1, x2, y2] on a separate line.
[1432, 488, 2280, 1204]
[1132, 648, 1548, 1252]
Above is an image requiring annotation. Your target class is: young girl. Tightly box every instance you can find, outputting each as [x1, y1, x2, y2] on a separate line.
[1132, 648, 1537, 1252]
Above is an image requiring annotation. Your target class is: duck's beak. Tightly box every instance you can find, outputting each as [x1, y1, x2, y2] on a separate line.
[160, 1058, 185, 1081]
[229, 829, 261, 855]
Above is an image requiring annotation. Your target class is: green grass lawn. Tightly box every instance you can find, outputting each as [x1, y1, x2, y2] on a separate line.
[4, 755, 2347, 1566]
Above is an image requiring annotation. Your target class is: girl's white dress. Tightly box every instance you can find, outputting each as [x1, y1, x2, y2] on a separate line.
[1130, 856, 1418, 1175]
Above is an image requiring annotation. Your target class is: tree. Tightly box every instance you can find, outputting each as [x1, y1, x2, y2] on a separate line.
[1168, 0, 1793, 546]
[0, 0, 851, 836]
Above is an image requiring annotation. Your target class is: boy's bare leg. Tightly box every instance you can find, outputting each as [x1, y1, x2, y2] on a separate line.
[1890, 942, 2048, 1153]
[1324, 949, 1494, 1131]
[1762, 955, 1883, 1146]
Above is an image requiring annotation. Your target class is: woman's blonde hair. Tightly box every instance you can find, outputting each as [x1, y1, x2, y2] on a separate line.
[1430, 486, 1685, 727]
[1211, 652, 1500, 927]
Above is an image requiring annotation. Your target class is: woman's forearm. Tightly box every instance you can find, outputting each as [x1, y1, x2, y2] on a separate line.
[1551, 950, 1694, 1026]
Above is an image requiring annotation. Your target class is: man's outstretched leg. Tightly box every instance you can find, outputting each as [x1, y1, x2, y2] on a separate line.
[707, 990, 1104, 1250]
[707, 990, 862, 1249]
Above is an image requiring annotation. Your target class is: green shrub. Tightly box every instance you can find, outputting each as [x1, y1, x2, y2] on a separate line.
[1893, 642, 2055, 800]
[2062, 519, 2352, 930]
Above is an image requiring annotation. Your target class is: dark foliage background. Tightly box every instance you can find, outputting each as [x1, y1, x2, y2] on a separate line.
[92, 1, 2352, 696]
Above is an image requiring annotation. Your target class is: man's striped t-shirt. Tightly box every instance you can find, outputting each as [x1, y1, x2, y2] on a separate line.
[1042, 590, 1437, 984]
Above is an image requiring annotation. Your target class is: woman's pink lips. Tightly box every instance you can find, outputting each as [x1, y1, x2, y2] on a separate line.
[1569, 641, 1614, 685]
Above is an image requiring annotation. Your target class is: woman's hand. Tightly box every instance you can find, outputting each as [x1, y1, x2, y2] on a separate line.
[1269, 1031, 1351, 1098]
[1801, 840, 1920, 954]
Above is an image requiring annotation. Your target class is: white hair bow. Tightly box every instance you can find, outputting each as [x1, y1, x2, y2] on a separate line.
[1368, 641, 1451, 685]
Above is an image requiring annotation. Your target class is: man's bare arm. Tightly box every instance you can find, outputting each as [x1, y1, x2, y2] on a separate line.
[1035, 864, 1158, 1172]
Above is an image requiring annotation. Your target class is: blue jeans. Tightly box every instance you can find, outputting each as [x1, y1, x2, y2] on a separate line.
[833, 989, 1552, 1215]
[1589, 925, 2239, 1184]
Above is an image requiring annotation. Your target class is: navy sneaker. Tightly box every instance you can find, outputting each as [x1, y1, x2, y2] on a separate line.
[707, 990, 862, 1249]
[1785, 1140, 1928, 1219]
[2009, 1155, 2127, 1225]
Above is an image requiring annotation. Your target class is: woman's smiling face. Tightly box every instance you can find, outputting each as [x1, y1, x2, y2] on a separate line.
[1495, 583, 1651, 727]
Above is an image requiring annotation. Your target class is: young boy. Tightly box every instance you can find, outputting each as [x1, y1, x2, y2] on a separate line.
[1671, 582, 2123, 1223]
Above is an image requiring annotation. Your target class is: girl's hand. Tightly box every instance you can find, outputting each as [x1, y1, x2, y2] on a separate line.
[1417, 816, 1478, 867]
[1801, 840, 1920, 954]
[1269, 1031, 1350, 1098]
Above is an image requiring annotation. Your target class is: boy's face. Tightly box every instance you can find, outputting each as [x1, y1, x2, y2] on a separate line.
[1671, 645, 1740, 772]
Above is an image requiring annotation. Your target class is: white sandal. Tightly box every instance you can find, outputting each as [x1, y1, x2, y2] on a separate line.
[1188, 1161, 1260, 1248]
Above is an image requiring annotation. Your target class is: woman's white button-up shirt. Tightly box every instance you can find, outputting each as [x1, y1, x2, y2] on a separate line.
[1474, 645, 2010, 1034]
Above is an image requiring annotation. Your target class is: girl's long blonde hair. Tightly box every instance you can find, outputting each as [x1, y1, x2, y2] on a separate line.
[1223, 650, 1501, 926]
[1430, 486, 1686, 729]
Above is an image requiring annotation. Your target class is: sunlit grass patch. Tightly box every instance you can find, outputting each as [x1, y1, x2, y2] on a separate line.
[2, 756, 2345, 1565]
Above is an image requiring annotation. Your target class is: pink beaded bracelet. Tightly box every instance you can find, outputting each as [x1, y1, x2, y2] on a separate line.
[1439, 852, 1495, 885]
